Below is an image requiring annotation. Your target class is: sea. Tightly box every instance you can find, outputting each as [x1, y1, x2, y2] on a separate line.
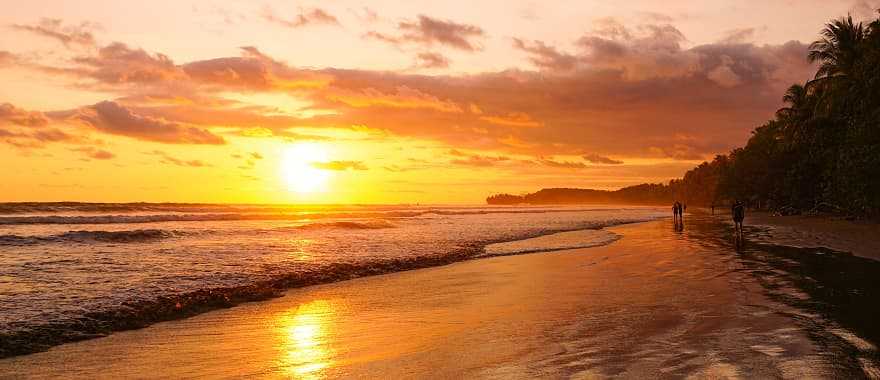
[0, 203, 667, 356]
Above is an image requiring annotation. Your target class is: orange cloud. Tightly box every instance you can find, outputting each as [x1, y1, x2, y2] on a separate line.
[146, 150, 210, 167]
[479, 112, 543, 128]
[1, 103, 50, 127]
[74, 101, 224, 145]
[311, 160, 368, 171]
[582, 153, 623, 165]
[323, 86, 463, 113]
[2, 23, 815, 162]
[72, 146, 115, 160]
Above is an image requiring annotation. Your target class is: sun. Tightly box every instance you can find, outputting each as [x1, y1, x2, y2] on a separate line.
[281, 143, 332, 193]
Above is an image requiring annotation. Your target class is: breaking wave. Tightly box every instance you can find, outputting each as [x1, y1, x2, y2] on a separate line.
[291, 220, 397, 230]
[0, 229, 184, 246]
[0, 208, 630, 225]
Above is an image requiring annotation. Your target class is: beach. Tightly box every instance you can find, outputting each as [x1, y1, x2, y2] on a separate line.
[745, 212, 880, 261]
[2, 213, 879, 379]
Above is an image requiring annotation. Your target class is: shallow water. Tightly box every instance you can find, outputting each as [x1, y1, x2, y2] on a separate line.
[2, 214, 877, 378]
[0, 203, 667, 357]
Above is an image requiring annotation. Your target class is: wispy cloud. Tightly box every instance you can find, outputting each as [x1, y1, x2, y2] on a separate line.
[10, 18, 98, 47]
[262, 6, 340, 28]
[365, 15, 484, 51]
[311, 160, 368, 171]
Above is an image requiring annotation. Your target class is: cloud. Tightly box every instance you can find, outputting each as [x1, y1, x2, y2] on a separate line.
[75, 101, 225, 144]
[537, 158, 588, 169]
[0, 51, 16, 66]
[449, 149, 511, 167]
[479, 112, 543, 128]
[582, 153, 623, 165]
[301, 33, 812, 158]
[10, 18, 97, 47]
[2, 21, 816, 164]
[235, 127, 331, 141]
[38, 44, 329, 92]
[311, 160, 368, 171]
[512, 39, 577, 71]
[0, 103, 78, 148]
[0, 127, 77, 148]
[262, 6, 340, 28]
[72, 42, 182, 84]
[72, 146, 115, 160]
[414, 52, 450, 68]
[720, 27, 758, 44]
[181, 46, 331, 90]
[146, 150, 209, 167]
[365, 15, 484, 51]
[322, 85, 463, 113]
[0, 103, 50, 127]
[250, 152, 263, 160]
[648, 145, 705, 161]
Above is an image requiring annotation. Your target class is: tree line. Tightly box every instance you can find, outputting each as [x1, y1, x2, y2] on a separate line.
[488, 13, 880, 216]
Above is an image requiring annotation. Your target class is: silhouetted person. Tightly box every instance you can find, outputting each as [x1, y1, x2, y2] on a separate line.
[672, 201, 681, 222]
[732, 200, 745, 241]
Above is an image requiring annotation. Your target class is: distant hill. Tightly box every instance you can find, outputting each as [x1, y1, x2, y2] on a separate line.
[486, 185, 673, 205]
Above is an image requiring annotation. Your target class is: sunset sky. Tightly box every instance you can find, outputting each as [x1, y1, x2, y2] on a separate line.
[1, 0, 878, 204]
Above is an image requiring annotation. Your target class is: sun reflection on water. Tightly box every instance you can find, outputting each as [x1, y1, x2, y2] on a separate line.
[276, 300, 336, 378]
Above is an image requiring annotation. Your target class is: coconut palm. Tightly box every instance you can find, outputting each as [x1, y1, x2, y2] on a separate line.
[775, 84, 808, 120]
[808, 15, 866, 79]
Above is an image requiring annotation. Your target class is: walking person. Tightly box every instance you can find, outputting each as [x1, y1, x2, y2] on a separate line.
[732, 200, 745, 243]
[672, 201, 681, 223]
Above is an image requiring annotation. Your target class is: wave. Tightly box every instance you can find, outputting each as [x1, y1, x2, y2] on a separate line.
[0, 202, 644, 215]
[0, 208, 634, 225]
[0, 220, 398, 247]
[482, 229, 621, 256]
[0, 240, 484, 358]
[0, 216, 657, 358]
[291, 220, 397, 230]
[0, 229, 183, 246]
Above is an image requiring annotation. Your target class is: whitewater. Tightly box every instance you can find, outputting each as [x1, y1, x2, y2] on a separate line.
[0, 203, 667, 357]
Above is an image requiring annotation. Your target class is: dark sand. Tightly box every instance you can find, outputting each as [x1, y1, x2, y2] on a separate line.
[1, 215, 879, 379]
[743, 211, 880, 261]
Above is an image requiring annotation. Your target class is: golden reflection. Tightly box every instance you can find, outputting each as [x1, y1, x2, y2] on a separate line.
[287, 238, 314, 261]
[276, 300, 336, 379]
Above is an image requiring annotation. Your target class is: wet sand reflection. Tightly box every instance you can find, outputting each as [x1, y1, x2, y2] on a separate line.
[276, 300, 336, 378]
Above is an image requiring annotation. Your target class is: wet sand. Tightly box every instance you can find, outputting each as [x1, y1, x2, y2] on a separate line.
[2, 216, 879, 379]
[743, 212, 880, 261]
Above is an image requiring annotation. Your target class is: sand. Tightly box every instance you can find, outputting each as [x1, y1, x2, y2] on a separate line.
[1, 215, 878, 379]
[742, 211, 880, 261]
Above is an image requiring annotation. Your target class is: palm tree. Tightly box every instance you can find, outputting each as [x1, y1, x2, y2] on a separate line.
[808, 15, 866, 79]
[775, 84, 808, 120]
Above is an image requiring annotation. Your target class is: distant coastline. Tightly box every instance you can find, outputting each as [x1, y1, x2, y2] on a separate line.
[486, 186, 672, 206]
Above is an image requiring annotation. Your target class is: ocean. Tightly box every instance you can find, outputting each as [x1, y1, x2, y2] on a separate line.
[0, 203, 666, 356]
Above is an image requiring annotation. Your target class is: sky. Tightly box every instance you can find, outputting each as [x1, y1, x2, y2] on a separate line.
[1, 0, 878, 204]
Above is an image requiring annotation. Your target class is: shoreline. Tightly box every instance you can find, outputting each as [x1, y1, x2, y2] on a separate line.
[0, 217, 658, 359]
[3, 215, 879, 378]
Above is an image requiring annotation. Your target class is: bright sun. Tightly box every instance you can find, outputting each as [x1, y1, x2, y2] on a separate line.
[281, 143, 331, 193]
